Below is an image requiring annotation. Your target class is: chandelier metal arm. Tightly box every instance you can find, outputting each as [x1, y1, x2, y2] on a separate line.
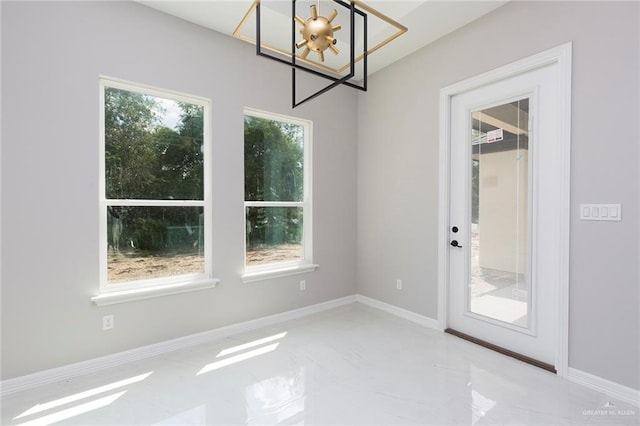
[255, 0, 369, 108]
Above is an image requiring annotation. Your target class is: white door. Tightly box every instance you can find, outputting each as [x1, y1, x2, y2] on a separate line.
[448, 61, 564, 368]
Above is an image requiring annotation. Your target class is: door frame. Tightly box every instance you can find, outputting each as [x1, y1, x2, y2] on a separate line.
[437, 42, 572, 377]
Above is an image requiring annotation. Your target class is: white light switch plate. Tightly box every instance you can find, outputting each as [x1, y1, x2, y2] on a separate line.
[579, 204, 621, 221]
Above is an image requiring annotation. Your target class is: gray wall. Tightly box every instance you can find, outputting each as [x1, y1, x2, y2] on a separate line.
[1, 1, 358, 380]
[357, 1, 639, 390]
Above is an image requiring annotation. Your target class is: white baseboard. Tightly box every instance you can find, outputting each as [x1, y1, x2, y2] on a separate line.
[568, 367, 640, 407]
[356, 295, 441, 330]
[0, 295, 357, 396]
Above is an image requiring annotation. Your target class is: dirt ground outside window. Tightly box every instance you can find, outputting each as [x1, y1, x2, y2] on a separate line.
[108, 244, 302, 282]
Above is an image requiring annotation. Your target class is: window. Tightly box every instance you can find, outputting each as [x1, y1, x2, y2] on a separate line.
[98, 78, 213, 297]
[243, 109, 315, 280]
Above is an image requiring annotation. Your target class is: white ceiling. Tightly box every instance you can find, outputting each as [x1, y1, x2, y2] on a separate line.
[138, 0, 509, 76]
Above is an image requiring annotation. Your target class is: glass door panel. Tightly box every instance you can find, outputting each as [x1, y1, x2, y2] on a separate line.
[469, 98, 530, 328]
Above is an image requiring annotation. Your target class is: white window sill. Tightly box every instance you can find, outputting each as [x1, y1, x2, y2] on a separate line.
[91, 278, 220, 306]
[241, 264, 319, 283]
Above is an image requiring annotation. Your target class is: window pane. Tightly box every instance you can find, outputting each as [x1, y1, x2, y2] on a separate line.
[245, 207, 303, 266]
[105, 87, 204, 200]
[469, 99, 530, 327]
[244, 116, 304, 202]
[107, 206, 204, 283]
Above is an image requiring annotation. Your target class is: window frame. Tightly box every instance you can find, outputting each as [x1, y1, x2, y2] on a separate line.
[242, 108, 315, 281]
[97, 77, 214, 297]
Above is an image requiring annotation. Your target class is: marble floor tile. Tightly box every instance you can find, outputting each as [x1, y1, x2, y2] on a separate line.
[2, 303, 638, 425]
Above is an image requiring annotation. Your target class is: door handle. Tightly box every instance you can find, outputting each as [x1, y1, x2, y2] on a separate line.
[450, 240, 462, 248]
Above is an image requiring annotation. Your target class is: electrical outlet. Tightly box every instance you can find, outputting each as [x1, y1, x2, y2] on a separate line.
[300, 280, 306, 291]
[103, 315, 114, 330]
[396, 279, 402, 290]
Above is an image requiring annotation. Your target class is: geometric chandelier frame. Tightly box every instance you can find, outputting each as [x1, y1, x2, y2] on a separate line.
[233, 0, 407, 108]
[264, 0, 361, 108]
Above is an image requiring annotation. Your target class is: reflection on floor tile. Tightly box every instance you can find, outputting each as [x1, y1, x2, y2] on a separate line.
[2, 303, 638, 425]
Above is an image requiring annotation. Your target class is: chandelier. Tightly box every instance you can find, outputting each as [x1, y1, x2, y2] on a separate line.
[234, 0, 407, 108]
